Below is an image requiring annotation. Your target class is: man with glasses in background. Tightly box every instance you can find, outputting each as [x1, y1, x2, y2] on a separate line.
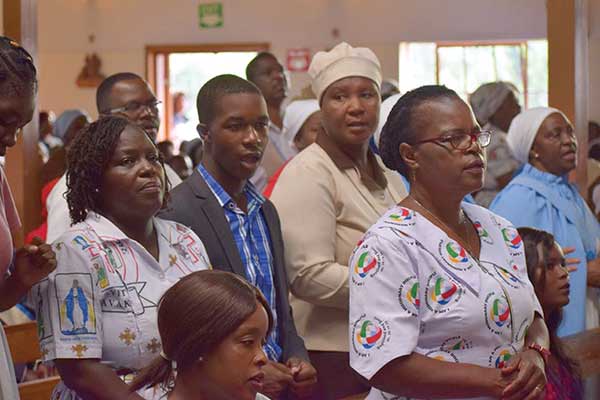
[46, 72, 182, 242]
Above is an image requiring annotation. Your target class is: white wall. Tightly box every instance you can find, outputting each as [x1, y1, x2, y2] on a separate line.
[37, 0, 547, 118]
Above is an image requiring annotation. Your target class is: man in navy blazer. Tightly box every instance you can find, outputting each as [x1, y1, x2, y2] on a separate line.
[159, 74, 316, 400]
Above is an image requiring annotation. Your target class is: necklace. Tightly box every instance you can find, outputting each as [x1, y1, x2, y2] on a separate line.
[409, 195, 479, 259]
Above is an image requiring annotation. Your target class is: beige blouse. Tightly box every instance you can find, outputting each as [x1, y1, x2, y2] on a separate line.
[270, 133, 407, 351]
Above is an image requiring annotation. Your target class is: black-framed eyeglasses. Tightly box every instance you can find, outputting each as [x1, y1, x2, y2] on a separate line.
[412, 130, 492, 150]
[104, 99, 162, 115]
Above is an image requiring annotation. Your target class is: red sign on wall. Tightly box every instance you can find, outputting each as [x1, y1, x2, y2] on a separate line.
[286, 48, 311, 72]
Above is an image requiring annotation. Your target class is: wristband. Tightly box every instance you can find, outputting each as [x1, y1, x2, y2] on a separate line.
[528, 343, 550, 366]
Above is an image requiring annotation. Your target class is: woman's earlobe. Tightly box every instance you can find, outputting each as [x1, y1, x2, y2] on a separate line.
[399, 143, 418, 169]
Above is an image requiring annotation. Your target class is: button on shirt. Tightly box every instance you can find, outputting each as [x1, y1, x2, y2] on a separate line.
[197, 164, 282, 361]
[349, 203, 541, 400]
[31, 213, 211, 400]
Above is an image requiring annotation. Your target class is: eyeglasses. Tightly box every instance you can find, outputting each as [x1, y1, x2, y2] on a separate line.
[104, 99, 162, 115]
[413, 130, 492, 150]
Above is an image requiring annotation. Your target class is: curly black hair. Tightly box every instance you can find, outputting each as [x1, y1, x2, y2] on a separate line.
[379, 85, 460, 177]
[0, 36, 37, 96]
[66, 115, 169, 225]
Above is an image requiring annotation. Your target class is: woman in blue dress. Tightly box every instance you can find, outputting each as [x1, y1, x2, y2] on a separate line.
[491, 107, 600, 336]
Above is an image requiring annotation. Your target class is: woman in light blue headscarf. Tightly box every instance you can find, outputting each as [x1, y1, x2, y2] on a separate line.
[490, 107, 600, 336]
[41, 109, 90, 184]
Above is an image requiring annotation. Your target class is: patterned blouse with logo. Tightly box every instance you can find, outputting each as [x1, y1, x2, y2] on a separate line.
[349, 203, 542, 400]
[31, 212, 211, 400]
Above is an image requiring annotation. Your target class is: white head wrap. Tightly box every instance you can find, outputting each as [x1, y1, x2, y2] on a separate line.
[282, 99, 320, 147]
[374, 93, 402, 151]
[469, 82, 518, 125]
[309, 42, 382, 103]
[506, 107, 568, 164]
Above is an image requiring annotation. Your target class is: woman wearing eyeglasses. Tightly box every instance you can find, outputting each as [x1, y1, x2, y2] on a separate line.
[349, 85, 549, 399]
[491, 107, 600, 338]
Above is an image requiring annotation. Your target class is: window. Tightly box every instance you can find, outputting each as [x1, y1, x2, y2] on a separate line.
[398, 40, 548, 108]
[146, 43, 269, 147]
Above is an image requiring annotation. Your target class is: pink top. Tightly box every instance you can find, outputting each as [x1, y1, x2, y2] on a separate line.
[0, 165, 21, 275]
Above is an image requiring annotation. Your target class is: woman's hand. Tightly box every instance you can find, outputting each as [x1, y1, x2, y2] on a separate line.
[499, 350, 546, 400]
[562, 247, 579, 273]
[586, 257, 600, 287]
[13, 236, 56, 289]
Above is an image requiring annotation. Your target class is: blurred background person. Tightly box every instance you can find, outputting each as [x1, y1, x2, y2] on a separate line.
[469, 81, 521, 207]
[263, 99, 322, 198]
[41, 109, 90, 185]
[491, 107, 600, 336]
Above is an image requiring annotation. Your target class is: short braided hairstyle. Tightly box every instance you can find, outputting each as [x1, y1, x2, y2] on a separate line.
[0, 36, 37, 96]
[379, 85, 460, 177]
[66, 115, 168, 224]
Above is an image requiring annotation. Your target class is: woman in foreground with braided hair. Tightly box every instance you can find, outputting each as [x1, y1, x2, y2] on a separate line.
[31, 115, 210, 399]
[131, 269, 272, 400]
[0, 36, 57, 400]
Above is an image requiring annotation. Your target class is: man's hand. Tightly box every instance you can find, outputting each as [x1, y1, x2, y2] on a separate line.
[261, 361, 293, 399]
[286, 357, 318, 399]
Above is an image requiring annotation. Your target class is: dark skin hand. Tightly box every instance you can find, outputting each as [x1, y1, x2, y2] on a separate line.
[500, 351, 546, 400]
[500, 315, 548, 400]
[0, 236, 56, 311]
[261, 361, 294, 399]
[287, 357, 318, 399]
[54, 359, 144, 400]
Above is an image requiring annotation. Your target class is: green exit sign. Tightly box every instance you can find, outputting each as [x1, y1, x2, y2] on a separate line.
[198, 3, 224, 28]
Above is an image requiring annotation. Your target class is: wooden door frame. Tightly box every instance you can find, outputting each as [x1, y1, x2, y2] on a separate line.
[145, 42, 269, 141]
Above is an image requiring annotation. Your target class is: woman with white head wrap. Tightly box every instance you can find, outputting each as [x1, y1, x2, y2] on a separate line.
[282, 99, 321, 153]
[491, 107, 600, 337]
[469, 82, 521, 207]
[270, 42, 407, 399]
[262, 99, 321, 198]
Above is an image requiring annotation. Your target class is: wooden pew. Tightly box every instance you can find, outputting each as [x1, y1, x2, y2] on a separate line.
[563, 327, 600, 378]
[5, 321, 60, 400]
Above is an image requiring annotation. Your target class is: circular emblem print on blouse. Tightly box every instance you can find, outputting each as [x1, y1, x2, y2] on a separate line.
[425, 273, 462, 313]
[493, 264, 521, 289]
[351, 245, 384, 286]
[484, 292, 512, 335]
[439, 239, 474, 271]
[440, 336, 473, 352]
[425, 349, 459, 363]
[502, 227, 523, 250]
[488, 344, 517, 368]
[385, 207, 417, 227]
[351, 315, 391, 357]
[398, 275, 420, 317]
[473, 220, 494, 245]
